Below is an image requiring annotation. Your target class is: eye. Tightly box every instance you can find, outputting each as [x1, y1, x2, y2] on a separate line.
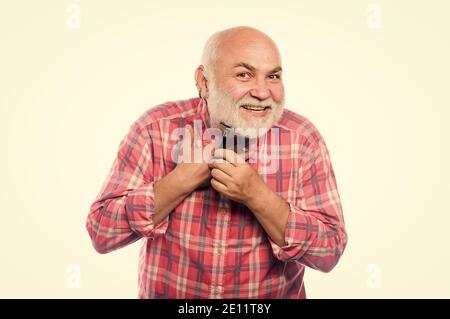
[236, 72, 251, 79]
[268, 74, 281, 80]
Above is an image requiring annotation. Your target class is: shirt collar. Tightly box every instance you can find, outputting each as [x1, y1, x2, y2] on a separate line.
[195, 97, 212, 130]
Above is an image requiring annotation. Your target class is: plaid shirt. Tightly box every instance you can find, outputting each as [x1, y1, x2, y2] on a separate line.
[86, 97, 347, 299]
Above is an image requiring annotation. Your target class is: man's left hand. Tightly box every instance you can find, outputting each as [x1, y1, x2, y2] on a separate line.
[208, 148, 267, 205]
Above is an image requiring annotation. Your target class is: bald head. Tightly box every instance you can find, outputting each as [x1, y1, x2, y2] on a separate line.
[201, 26, 282, 79]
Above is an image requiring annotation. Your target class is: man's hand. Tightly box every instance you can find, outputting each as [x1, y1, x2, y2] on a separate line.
[208, 147, 290, 247]
[153, 124, 216, 225]
[208, 148, 264, 205]
[174, 124, 216, 190]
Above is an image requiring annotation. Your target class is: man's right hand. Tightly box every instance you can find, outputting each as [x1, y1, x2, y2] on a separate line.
[174, 124, 216, 191]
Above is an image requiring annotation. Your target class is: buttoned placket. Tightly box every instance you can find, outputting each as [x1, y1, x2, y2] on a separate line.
[210, 194, 230, 299]
[197, 98, 231, 299]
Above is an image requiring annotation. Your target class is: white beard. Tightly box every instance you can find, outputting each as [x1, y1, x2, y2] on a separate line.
[205, 80, 285, 139]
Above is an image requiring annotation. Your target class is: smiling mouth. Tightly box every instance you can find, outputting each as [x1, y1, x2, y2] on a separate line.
[240, 104, 271, 111]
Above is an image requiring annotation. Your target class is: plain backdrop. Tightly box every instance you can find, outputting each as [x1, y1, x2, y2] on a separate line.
[1, 0, 449, 298]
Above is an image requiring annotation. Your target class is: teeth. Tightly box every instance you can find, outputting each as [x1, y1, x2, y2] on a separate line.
[242, 105, 266, 111]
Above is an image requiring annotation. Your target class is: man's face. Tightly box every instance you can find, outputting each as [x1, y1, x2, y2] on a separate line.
[206, 34, 285, 139]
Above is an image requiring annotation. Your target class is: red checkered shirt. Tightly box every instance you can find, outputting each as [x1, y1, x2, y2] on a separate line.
[86, 97, 347, 298]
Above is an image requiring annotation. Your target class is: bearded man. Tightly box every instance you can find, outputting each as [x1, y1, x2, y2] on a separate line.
[86, 26, 347, 299]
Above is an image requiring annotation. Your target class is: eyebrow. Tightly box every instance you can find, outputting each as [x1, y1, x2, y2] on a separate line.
[233, 62, 282, 74]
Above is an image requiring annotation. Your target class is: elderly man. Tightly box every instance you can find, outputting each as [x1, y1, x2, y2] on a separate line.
[87, 26, 347, 299]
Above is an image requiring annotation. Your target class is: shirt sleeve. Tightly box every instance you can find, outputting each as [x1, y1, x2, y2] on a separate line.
[268, 137, 347, 272]
[86, 122, 169, 254]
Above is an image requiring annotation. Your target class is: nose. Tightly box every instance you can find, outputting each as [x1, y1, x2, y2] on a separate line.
[249, 78, 271, 101]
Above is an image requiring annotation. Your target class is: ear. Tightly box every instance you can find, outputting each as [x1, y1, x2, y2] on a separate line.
[194, 65, 209, 99]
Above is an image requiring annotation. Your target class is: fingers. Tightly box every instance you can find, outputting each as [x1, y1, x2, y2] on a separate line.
[208, 158, 235, 176]
[180, 124, 205, 163]
[185, 124, 208, 150]
[211, 167, 233, 181]
[210, 177, 227, 193]
[213, 148, 247, 165]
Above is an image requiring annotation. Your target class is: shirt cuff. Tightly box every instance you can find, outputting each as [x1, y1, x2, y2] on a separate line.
[268, 201, 308, 262]
[125, 181, 169, 239]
